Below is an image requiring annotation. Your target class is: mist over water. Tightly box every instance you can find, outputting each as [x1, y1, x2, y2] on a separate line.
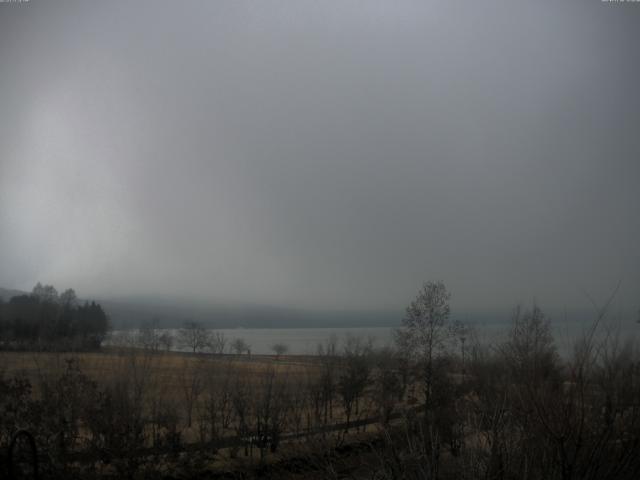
[108, 314, 638, 357]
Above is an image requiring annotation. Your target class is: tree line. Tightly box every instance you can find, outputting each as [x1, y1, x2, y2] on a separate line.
[0, 283, 110, 350]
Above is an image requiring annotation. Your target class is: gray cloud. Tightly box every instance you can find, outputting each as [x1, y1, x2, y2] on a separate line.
[1, 0, 639, 312]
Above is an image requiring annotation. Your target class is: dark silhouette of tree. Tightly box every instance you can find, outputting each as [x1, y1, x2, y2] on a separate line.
[271, 343, 288, 359]
[396, 281, 453, 412]
[210, 331, 227, 354]
[395, 281, 455, 478]
[32, 282, 58, 304]
[138, 318, 162, 352]
[231, 338, 249, 355]
[177, 320, 211, 353]
[59, 289, 78, 309]
[338, 336, 372, 431]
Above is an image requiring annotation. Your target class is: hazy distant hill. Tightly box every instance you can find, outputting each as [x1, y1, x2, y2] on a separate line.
[81, 297, 529, 330]
[0, 287, 401, 329]
[97, 299, 630, 332]
[0, 287, 25, 301]
[2, 286, 612, 331]
[96, 296, 404, 330]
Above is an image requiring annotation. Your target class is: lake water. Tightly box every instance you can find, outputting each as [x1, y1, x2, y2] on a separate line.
[107, 317, 638, 356]
[206, 327, 397, 355]
[108, 327, 396, 355]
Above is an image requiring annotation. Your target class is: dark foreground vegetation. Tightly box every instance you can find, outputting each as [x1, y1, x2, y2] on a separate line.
[1, 282, 639, 479]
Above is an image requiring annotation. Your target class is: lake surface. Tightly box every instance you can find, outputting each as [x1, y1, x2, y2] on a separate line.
[107, 327, 396, 355]
[107, 317, 638, 356]
[205, 327, 397, 355]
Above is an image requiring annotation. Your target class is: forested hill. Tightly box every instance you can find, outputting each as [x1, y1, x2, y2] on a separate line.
[0, 284, 109, 350]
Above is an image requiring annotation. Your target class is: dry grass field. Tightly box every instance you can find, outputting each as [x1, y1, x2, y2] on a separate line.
[0, 348, 312, 385]
[0, 349, 320, 426]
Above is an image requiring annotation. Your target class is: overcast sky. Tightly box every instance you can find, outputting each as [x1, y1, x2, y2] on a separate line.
[1, 0, 638, 312]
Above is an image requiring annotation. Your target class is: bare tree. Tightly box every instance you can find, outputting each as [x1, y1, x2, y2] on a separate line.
[137, 318, 162, 352]
[253, 367, 288, 458]
[179, 358, 205, 428]
[396, 281, 454, 412]
[287, 377, 308, 437]
[209, 331, 227, 355]
[231, 338, 249, 356]
[501, 303, 559, 384]
[317, 336, 339, 425]
[372, 348, 402, 425]
[394, 281, 456, 478]
[502, 291, 640, 480]
[158, 331, 173, 352]
[271, 343, 288, 360]
[199, 358, 235, 447]
[178, 320, 211, 354]
[230, 376, 254, 457]
[89, 348, 155, 477]
[338, 336, 372, 431]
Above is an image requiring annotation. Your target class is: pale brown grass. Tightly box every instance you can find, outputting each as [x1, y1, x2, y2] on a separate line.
[0, 349, 313, 397]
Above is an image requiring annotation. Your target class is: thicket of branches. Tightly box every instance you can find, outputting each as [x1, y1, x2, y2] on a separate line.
[369, 282, 640, 480]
